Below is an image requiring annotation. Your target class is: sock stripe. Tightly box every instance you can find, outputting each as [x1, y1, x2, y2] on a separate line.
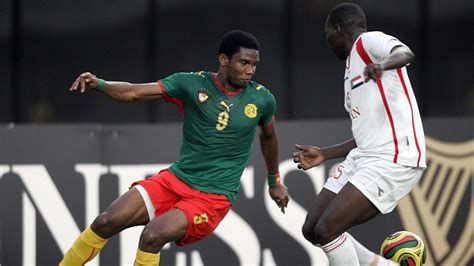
[322, 235, 342, 252]
[82, 247, 96, 266]
[322, 233, 348, 253]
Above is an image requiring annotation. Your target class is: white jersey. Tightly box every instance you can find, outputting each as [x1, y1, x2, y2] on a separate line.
[344, 31, 426, 168]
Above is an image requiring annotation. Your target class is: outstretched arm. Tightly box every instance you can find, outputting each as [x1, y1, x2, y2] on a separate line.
[69, 72, 164, 102]
[293, 138, 356, 170]
[364, 45, 415, 82]
[259, 122, 289, 213]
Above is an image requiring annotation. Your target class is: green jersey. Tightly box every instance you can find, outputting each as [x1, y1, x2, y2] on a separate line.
[158, 71, 276, 204]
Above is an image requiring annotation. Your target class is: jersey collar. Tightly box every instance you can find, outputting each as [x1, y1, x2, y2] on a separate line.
[212, 73, 244, 96]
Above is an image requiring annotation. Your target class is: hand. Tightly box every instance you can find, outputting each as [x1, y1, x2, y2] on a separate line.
[69, 72, 99, 93]
[363, 63, 384, 82]
[293, 144, 325, 170]
[269, 184, 289, 213]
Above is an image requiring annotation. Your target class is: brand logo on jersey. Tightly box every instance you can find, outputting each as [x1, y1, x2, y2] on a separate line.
[376, 184, 384, 196]
[197, 89, 210, 104]
[397, 137, 473, 266]
[193, 213, 209, 224]
[193, 71, 206, 78]
[219, 100, 233, 112]
[244, 103, 257, 118]
[351, 75, 363, 90]
[256, 85, 264, 91]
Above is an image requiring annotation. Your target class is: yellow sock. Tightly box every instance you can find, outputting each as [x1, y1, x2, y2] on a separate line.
[134, 249, 160, 266]
[59, 226, 108, 266]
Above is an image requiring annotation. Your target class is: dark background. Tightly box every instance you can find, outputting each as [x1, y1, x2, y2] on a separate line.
[1, 0, 473, 124]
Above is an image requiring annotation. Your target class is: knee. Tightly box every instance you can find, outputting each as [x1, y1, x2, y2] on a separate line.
[91, 212, 119, 238]
[301, 222, 317, 244]
[139, 226, 169, 252]
[313, 220, 337, 245]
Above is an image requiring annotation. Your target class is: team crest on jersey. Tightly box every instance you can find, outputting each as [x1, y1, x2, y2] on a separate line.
[197, 89, 210, 104]
[244, 103, 257, 118]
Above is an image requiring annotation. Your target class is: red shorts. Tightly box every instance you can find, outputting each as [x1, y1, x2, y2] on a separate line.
[131, 170, 231, 246]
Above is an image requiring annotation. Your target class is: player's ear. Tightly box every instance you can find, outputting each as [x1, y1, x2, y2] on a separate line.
[218, 53, 229, 67]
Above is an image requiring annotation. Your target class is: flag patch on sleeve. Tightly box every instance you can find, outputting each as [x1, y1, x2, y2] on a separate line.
[351, 75, 364, 90]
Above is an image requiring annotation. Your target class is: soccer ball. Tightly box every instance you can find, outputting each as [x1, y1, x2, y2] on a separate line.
[380, 231, 427, 266]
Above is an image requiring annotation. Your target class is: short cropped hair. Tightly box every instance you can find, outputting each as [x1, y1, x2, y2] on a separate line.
[327, 3, 367, 29]
[218, 30, 260, 58]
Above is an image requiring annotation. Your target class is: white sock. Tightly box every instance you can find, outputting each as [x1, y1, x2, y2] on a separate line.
[347, 233, 397, 266]
[321, 232, 359, 265]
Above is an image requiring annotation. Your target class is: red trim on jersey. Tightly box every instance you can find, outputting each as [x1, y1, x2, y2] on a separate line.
[355, 38, 373, 65]
[355, 38, 399, 163]
[376, 80, 399, 163]
[212, 73, 243, 96]
[157, 80, 184, 117]
[397, 69, 421, 167]
[259, 116, 275, 128]
[157, 80, 170, 100]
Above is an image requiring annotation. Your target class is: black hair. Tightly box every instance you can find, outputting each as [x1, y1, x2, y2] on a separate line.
[218, 30, 260, 58]
[327, 3, 367, 30]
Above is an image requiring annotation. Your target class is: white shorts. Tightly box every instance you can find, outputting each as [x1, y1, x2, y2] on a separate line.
[324, 150, 424, 214]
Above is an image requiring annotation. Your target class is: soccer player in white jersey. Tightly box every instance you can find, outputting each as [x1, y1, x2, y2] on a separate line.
[293, 3, 426, 266]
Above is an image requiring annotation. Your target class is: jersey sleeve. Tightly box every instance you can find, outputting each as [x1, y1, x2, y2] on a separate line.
[362, 32, 407, 63]
[258, 88, 276, 127]
[158, 72, 194, 100]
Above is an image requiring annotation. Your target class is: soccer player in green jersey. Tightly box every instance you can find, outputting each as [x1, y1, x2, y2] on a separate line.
[60, 30, 289, 266]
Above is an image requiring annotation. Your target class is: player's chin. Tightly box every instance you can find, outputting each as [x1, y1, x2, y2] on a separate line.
[330, 47, 345, 61]
[336, 52, 346, 61]
[232, 80, 249, 88]
[239, 79, 251, 87]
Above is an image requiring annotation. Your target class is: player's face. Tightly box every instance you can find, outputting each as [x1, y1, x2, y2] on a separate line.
[225, 47, 260, 88]
[325, 25, 346, 61]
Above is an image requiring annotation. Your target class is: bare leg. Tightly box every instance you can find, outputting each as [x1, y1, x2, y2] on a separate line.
[60, 187, 150, 265]
[314, 182, 380, 245]
[302, 188, 336, 244]
[92, 187, 150, 238]
[138, 208, 189, 253]
[302, 187, 395, 265]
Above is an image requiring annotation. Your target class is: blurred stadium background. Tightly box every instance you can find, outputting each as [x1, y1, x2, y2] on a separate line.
[1, 0, 473, 122]
[1, 0, 473, 265]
